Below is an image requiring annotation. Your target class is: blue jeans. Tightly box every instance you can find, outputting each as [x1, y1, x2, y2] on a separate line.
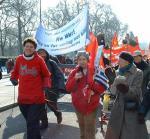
[19, 104, 45, 139]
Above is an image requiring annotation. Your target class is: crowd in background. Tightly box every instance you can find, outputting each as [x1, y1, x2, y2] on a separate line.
[0, 36, 149, 139]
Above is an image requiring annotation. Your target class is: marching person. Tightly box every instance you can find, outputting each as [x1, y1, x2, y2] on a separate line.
[10, 38, 51, 139]
[138, 81, 150, 121]
[37, 48, 65, 128]
[105, 52, 148, 139]
[133, 50, 150, 96]
[133, 51, 150, 123]
[66, 51, 107, 139]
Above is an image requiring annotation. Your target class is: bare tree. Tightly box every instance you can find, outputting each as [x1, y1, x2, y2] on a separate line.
[42, 0, 128, 44]
[4, 0, 38, 53]
[0, 0, 5, 5]
[0, 5, 17, 55]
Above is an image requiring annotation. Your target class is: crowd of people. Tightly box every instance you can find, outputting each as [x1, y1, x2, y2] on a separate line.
[9, 37, 150, 139]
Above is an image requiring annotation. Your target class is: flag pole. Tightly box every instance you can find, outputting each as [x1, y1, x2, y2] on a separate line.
[40, 0, 42, 23]
[109, 43, 112, 66]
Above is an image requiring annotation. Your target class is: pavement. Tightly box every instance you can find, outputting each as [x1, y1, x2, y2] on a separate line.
[0, 77, 149, 139]
[0, 95, 105, 139]
[0, 77, 17, 109]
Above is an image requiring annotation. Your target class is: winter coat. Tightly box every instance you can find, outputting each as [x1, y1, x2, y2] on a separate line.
[42, 50, 65, 99]
[135, 60, 150, 96]
[105, 64, 149, 139]
[66, 66, 105, 115]
[139, 81, 150, 116]
[10, 52, 51, 104]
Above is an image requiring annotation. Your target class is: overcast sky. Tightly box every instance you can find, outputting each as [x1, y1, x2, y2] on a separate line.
[41, 0, 150, 47]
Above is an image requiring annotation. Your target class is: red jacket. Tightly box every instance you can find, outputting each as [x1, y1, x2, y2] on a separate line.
[66, 66, 105, 115]
[11, 52, 51, 104]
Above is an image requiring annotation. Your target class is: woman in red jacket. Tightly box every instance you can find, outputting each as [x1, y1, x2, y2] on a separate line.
[10, 38, 51, 139]
[66, 51, 105, 139]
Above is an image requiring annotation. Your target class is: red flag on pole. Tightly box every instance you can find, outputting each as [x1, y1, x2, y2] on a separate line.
[86, 32, 98, 76]
[111, 32, 118, 47]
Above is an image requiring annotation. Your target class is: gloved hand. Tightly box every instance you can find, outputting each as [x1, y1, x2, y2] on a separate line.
[116, 84, 129, 93]
[10, 79, 18, 86]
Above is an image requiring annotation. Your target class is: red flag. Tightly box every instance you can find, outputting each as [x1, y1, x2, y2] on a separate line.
[111, 32, 118, 47]
[86, 32, 105, 74]
[86, 32, 98, 76]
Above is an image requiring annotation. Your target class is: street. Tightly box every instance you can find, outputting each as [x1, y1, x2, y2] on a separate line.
[0, 77, 149, 139]
[0, 94, 105, 139]
[0, 77, 18, 108]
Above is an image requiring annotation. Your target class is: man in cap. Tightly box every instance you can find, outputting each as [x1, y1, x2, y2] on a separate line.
[133, 50, 150, 96]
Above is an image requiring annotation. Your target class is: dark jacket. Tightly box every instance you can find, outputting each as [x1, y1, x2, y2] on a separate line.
[44, 50, 65, 95]
[135, 60, 150, 95]
[139, 81, 150, 116]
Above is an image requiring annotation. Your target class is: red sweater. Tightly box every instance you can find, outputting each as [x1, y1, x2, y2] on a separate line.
[66, 66, 105, 115]
[11, 52, 51, 104]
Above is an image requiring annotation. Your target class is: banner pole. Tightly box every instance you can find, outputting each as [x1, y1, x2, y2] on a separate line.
[40, 0, 42, 23]
[109, 44, 112, 66]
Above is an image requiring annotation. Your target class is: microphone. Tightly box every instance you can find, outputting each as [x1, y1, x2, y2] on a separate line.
[78, 66, 83, 75]
[77, 66, 84, 82]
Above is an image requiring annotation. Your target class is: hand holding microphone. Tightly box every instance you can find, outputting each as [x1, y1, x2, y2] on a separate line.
[75, 72, 83, 81]
[75, 66, 84, 81]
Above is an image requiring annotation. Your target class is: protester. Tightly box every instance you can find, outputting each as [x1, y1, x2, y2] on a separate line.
[6, 58, 14, 74]
[10, 38, 51, 139]
[105, 52, 148, 139]
[138, 81, 150, 119]
[133, 50, 150, 96]
[37, 48, 66, 128]
[66, 51, 106, 139]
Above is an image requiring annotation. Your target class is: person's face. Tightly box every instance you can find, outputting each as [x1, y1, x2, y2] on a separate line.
[38, 50, 47, 60]
[77, 55, 88, 69]
[24, 42, 35, 56]
[118, 57, 129, 68]
[134, 55, 142, 63]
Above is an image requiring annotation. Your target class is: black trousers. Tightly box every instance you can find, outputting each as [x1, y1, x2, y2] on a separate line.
[141, 91, 150, 116]
[39, 89, 61, 123]
[45, 89, 60, 116]
[19, 104, 45, 139]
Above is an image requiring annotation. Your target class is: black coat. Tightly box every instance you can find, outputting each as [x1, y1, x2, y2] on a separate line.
[42, 50, 65, 101]
[135, 60, 150, 95]
[46, 59, 65, 91]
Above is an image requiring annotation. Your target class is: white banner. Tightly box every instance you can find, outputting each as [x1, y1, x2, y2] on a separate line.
[35, 6, 89, 55]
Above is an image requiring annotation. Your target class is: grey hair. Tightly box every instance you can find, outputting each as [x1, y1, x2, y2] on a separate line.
[76, 51, 89, 60]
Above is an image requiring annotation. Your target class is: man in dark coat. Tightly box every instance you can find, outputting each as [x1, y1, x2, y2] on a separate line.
[37, 49, 66, 129]
[138, 81, 150, 122]
[133, 51, 150, 123]
[133, 50, 150, 96]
